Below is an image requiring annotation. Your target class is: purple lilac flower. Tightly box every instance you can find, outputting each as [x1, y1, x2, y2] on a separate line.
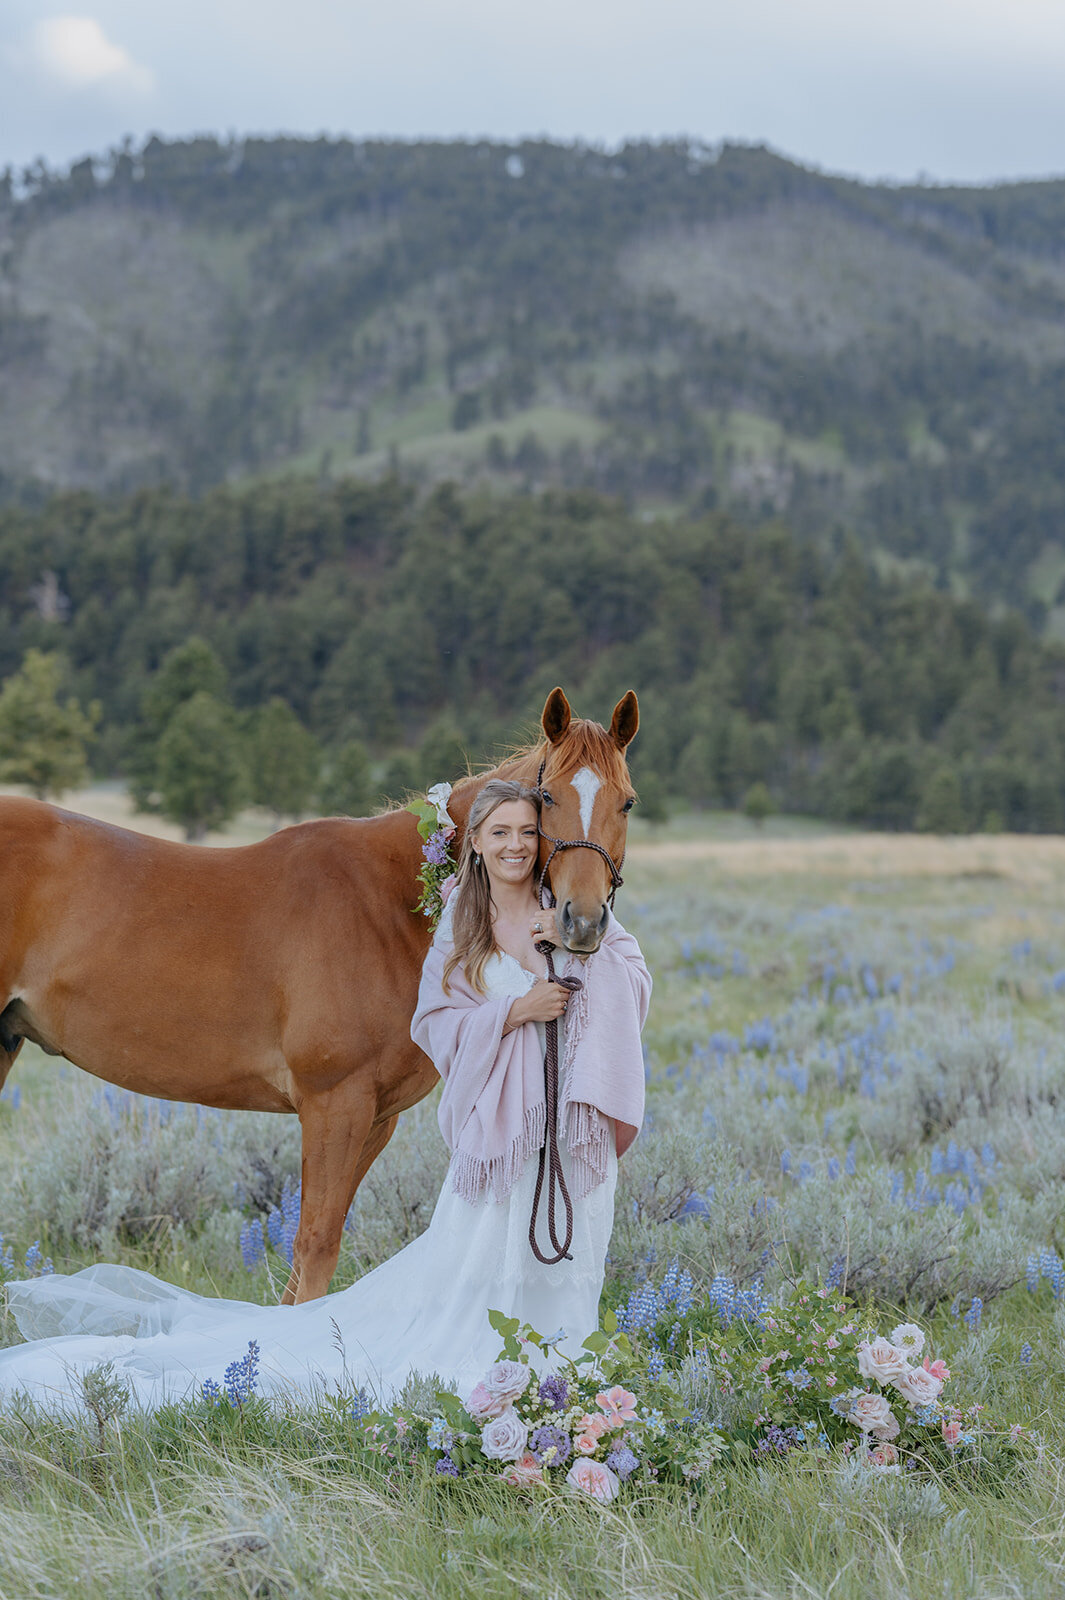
[538, 1375, 568, 1410]
[529, 1426, 571, 1466]
[423, 831, 450, 866]
[435, 1455, 460, 1477]
[605, 1446, 639, 1480]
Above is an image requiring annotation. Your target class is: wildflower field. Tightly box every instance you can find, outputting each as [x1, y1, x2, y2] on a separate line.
[1, 810, 1065, 1598]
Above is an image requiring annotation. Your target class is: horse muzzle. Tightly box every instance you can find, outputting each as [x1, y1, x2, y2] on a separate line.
[557, 899, 609, 954]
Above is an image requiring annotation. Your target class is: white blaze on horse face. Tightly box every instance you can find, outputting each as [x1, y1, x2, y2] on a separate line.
[571, 767, 602, 838]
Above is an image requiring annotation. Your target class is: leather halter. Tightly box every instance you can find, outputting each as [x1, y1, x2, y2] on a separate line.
[532, 757, 625, 912]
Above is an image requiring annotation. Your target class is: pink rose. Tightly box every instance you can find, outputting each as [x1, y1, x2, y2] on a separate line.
[942, 1420, 961, 1445]
[483, 1360, 531, 1407]
[857, 1338, 910, 1386]
[500, 1451, 545, 1488]
[566, 1459, 621, 1502]
[596, 1386, 638, 1426]
[868, 1442, 899, 1467]
[480, 1406, 529, 1461]
[895, 1366, 943, 1407]
[575, 1431, 601, 1455]
[576, 1412, 610, 1440]
[466, 1381, 506, 1421]
[849, 1392, 899, 1436]
[923, 1357, 950, 1382]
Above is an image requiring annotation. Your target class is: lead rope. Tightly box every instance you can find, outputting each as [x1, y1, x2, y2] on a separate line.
[528, 944, 582, 1265]
[526, 756, 625, 1266]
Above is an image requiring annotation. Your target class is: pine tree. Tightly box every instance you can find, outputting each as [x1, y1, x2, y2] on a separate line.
[156, 691, 246, 841]
[0, 650, 99, 800]
[246, 698, 319, 825]
[129, 638, 227, 812]
[318, 739, 374, 817]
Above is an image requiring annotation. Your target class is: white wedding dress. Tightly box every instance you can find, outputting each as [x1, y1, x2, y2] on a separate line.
[0, 943, 617, 1412]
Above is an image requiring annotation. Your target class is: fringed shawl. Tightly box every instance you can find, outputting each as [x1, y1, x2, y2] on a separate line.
[411, 912, 650, 1203]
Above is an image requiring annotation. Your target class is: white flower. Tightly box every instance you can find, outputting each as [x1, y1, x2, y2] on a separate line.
[849, 1392, 899, 1436]
[426, 782, 455, 829]
[856, 1338, 910, 1386]
[889, 1322, 926, 1357]
[894, 1365, 943, 1407]
[480, 1406, 530, 1461]
[483, 1360, 531, 1407]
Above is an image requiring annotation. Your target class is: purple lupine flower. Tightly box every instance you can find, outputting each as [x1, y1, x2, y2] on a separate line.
[223, 1340, 260, 1405]
[605, 1446, 640, 1480]
[435, 1455, 460, 1477]
[538, 1375, 568, 1410]
[240, 1217, 265, 1270]
[528, 1425, 571, 1466]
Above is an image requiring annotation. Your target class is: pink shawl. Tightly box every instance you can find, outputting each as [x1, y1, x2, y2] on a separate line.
[411, 912, 651, 1203]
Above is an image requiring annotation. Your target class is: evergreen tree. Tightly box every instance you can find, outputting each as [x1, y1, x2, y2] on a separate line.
[129, 638, 228, 812]
[634, 770, 669, 826]
[418, 716, 468, 790]
[0, 650, 99, 800]
[917, 766, 967, 835]
[379, 751, 420, 807]
[156, 691, 246, 841]
[246, 698, 319, 825]
[317, 739, 374, 817]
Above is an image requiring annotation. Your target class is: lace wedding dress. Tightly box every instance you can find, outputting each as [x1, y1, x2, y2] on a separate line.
[0, 944, 617, 1412]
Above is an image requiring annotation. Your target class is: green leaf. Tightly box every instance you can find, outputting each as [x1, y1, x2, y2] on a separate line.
[601, 1308, 618, 1335]
[582, 1331, 610, 1354]
[488, 1310, 521, 1338]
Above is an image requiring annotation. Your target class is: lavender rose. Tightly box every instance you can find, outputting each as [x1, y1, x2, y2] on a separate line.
[483, 1360, 531, 1407]
[481, 1406, 530, 1461]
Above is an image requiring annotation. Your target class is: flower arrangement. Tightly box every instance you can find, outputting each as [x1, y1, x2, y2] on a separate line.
[406, 782, 457, 930]
[358, 1309, 728, 1501]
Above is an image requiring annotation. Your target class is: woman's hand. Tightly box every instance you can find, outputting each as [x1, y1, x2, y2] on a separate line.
[528, 908, 561, 947]
[504, 979, 569, 1032]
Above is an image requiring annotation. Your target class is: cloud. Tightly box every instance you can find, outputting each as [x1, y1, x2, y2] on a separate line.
[31, 14, 154, 93]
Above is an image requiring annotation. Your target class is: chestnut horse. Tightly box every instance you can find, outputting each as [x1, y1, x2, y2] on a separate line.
[0, 688, 638, 1302]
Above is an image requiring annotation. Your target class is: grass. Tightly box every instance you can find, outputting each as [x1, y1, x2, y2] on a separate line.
[2, 794, 1065, 1595]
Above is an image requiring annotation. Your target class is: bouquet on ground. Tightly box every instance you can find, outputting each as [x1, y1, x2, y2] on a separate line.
[426, 1310, 727, 1499]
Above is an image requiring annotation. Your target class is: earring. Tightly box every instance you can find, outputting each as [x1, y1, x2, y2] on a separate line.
[473, 853, 480, 866]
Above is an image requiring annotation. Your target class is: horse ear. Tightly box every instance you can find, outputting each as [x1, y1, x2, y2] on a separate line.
[542, 687, 572, 745]
[609, 691, 639, 750]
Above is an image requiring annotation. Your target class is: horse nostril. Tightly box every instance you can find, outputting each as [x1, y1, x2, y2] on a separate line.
[559, 901, 575, 933]
[597, 904, 609, 935]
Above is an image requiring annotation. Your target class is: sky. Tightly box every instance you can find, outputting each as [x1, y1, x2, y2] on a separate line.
[2, 0, 1065, 187]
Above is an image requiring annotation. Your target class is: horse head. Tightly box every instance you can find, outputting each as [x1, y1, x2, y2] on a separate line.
[535, 687, 639, 954]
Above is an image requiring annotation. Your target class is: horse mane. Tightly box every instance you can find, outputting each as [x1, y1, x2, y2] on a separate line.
[488, 719, 633, 788]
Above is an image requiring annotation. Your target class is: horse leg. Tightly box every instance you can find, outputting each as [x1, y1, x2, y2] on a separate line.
[283, 1090, 394, 1305]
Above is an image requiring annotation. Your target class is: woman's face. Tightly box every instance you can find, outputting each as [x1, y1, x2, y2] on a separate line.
[471, 799, 539, 892]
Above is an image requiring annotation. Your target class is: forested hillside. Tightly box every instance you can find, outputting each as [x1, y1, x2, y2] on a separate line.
[4, 137, 1065, 619]
[3, 478, 1065, 832]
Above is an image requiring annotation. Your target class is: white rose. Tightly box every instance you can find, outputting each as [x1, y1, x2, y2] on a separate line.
[889, 1322, 925, 1357]
[481, 1406, 530, 1462]
[849, 1392, 898, 1435]
[857, 1338, 910, 1386]
[483, 1360, 531, 1407]
[894, 1365, 943, 1407]
[870, 1411, 900, 1441]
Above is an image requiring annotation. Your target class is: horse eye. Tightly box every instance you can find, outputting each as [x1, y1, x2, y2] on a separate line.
[623, 798, 635, 813]
[541, 790, 554, 806]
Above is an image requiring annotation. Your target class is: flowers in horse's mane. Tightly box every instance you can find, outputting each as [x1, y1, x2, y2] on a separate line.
[407, 783, 457, 930]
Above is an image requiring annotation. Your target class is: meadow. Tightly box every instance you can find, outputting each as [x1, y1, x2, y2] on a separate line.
[1, 801, 1064, 1598]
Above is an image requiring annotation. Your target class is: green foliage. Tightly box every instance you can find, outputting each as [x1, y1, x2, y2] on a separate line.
[317, 737, 373, 817]
[245, 697, 319, 822]
[742, 781, 773, 826]
[918, 766, 966, 835]
[128, 637, 228, 811]
[156, 690, 246, 840]
[0, 648, 99, 799]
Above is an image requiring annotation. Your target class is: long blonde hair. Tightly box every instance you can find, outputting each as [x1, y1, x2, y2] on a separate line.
[443, 778, 541, 994]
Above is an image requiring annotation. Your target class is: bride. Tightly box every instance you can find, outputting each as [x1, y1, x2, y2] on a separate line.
[0, 779, 650, 1410]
